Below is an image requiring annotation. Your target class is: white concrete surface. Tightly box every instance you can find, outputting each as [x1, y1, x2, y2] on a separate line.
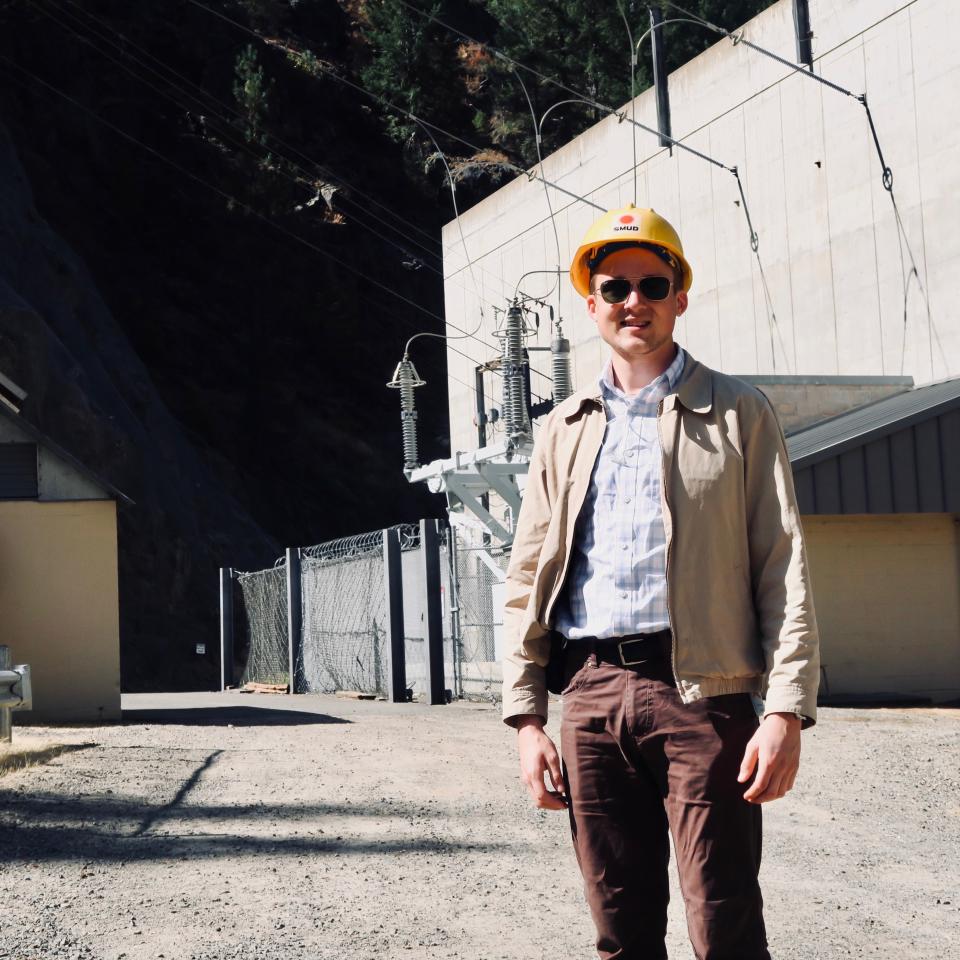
[441, 0, 960, 457]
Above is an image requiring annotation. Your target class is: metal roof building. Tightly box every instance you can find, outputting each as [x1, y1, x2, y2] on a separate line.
[0, 391, 126, 721]
[788, 379, 960, 516]
[784, 380, 960, 706]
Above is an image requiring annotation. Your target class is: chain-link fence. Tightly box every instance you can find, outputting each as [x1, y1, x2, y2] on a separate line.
[236, 561, 288, 687]
[447, 524, 508, 702]
[230, 520, 507, 703]
[297, 530, 391, 694]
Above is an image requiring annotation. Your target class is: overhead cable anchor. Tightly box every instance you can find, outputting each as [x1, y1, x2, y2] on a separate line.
[858, 93, 894, 191]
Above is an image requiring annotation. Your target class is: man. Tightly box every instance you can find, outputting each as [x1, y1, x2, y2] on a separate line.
[502, 205, 819, 960]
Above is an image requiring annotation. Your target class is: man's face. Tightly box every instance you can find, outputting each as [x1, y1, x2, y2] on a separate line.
[586, 247, 687, 364]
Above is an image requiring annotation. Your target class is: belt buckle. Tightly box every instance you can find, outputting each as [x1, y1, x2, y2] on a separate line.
[618, 636, 649, 666]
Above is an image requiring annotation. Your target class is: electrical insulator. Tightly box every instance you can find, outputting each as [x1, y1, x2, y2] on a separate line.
[501, 302, 531, 440]
[551, 327, 572, 404]
[386, 357, 426, 473]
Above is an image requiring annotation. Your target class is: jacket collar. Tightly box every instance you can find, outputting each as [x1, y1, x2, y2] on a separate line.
[563, 347, 713, 422]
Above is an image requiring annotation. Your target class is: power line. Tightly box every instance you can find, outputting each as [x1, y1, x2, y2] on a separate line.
[182, 0, 603, 214]
[35, 0, 541, 356]
[9, 6, 524, 372]
[155, 0, 575, 376]
[35, 0, 446, 273]
[0, 55, 547, 406]
[391, 0, 732, 173]
[47, 0, 445, 257]
[44, 0, 523, 308]
[40, 0, 501, 308]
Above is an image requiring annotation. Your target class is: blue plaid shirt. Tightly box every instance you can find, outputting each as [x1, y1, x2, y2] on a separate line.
[553, 346, 686, 640]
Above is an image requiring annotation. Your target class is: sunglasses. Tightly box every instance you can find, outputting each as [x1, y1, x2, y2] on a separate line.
[594, 275, 673, 304]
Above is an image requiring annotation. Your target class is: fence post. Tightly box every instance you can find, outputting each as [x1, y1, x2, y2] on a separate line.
[0, 646, 10, 743]
[445, 522, 464, 700]
[286, 548, 303, 694]
[420, 518, 446, 705]
[383, 527, 407, 703]
[219, 568, 235, 691]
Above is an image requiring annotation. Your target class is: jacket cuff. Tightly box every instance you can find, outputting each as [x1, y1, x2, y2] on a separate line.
[762, 683, 817, 729]
[502, 692, 549, 728]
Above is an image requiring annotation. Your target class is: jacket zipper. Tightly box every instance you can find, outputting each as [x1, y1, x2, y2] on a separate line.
[657, 398, 683, 696]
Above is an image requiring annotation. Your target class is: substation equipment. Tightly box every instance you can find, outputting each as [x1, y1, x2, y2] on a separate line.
[388, 298, 572, 569]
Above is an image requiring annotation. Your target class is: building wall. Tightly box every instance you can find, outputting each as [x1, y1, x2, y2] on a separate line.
[742, 377, 911, 433]
[803, 512, 960, 703]
[0, 499, 121, 721]
[442, 0, 960, 459]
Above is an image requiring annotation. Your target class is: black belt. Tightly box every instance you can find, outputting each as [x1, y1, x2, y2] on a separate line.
[581, 629, 672, 667]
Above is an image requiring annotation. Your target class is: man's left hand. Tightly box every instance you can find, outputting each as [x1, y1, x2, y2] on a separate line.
[738, 712, 801, 803]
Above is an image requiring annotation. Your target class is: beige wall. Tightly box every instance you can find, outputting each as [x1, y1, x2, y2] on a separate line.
[804, 513, 960, 703]
[746, 380, 910, 433]
[0, 499, 121, 721]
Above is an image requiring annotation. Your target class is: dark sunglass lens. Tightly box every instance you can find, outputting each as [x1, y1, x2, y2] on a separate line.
[599, 278, 632, 303]
[638, 276, 671, 301]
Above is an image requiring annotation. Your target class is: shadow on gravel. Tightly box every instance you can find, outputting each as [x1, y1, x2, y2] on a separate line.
[1, 793, 460, 823]
[120, 706, 350, 726]
[0, 821, 513, 862]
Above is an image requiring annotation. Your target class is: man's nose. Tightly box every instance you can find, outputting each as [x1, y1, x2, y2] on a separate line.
[624, 286, 644, 309]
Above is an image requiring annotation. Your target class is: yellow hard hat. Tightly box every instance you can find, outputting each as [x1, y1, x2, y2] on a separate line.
[569, 204, 693, 297]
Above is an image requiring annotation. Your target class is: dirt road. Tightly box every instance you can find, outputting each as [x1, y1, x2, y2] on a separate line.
[0, 693, 956, 960]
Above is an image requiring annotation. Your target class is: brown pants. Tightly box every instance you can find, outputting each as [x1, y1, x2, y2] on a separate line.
[560, 635, 770, 960]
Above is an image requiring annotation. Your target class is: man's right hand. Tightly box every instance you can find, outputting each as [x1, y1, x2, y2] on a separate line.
[516, 715, 568, 810]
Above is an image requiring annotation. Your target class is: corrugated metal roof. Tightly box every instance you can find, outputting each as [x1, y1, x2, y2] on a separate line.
[787, 378, 960, 515]
[787, 377, 960, 468]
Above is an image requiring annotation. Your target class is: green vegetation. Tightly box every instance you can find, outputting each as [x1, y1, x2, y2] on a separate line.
[233, 43, 272, 146]
[357, 0, 777, 181]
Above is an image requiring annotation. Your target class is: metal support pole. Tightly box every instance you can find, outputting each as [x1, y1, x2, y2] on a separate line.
[650, 7, 673, 149]
[383, 527, 408, 703]
[420, 518, 447, 705]
[0, 646, 10, 742]
[219, 569, 235, 691]
[792, 0, 814, 70]
[474, 364, 488, 448]
[446, 522, 464, 700]
[286, 548, 303, 694]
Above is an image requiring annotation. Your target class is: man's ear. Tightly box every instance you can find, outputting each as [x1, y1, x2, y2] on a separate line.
[676, 291, 688, 316]
[586, 292, 599, 323]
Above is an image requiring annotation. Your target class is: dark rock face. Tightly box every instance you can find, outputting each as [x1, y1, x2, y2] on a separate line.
[0, 121, 281, 690]
[0, 120, 448, 690]
[0, 3, 458, 691]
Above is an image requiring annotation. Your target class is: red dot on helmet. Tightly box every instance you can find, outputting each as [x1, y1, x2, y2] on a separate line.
[619, 215, 634, 224]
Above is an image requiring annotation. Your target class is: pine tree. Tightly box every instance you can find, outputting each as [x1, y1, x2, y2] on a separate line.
[354, 0, 777, 192]
[359, 0, 472, 144]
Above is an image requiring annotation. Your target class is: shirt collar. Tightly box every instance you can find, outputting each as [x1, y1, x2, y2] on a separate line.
[597, 345, 686, 403]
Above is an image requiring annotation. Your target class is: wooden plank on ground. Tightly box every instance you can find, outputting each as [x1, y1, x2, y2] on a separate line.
[240, 682, 289, 694]
[335, 690, 377, 700]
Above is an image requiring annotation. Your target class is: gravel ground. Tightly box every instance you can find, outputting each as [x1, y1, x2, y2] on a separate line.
[0, 692, 956, 960]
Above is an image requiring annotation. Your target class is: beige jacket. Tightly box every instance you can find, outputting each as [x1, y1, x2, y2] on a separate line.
[501, 352, 820, 728]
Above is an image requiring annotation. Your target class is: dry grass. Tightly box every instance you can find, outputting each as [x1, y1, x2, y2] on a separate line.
[0, 740, 94, 777]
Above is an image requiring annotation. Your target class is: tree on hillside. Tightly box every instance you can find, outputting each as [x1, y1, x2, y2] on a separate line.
[357, 0, 777, 180]
[359, 0, 474, 144]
